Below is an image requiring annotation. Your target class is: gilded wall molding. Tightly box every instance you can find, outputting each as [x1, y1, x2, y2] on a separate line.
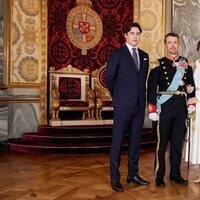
[134, 0, 140, 22]
[40, 0, 48, 125]
[0, 0, 9, 88]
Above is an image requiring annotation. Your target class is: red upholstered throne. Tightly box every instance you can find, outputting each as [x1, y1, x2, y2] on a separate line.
[91, 64, 113, 119]
[49, 65, 91, 123]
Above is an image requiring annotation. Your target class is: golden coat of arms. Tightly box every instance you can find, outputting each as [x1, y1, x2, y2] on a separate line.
[66, 0, 103, 55]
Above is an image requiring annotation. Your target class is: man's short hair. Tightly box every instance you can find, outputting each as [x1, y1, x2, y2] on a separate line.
[124, 22, 142, 34]
[164, 32, 179, 44]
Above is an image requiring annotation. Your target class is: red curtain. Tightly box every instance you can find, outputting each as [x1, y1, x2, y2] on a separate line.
[48, 0, 133, 72]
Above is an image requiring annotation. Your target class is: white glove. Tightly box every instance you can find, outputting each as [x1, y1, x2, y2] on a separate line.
[188, 105, 195, 113]
[149, 112, 158, 121]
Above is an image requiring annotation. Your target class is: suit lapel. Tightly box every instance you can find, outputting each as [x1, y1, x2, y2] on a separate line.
[122, 46, 147, 73]
[138, 49, 142, 70]
[123, 45, 133, 61]
[138, 48, 146, 72]
[122, 45, 138, 70]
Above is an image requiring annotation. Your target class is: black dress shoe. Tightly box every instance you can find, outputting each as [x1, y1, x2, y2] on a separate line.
[111, 179, 124, 192]
[127, 175, 151, 186]
[156, 177, 165, 187]
[169, 176, 188, 185]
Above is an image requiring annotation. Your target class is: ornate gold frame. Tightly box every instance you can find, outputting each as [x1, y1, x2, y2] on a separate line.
[0, 0, 9, 88]
[6, 0, 41, 87]
[40, 0, 48, 125]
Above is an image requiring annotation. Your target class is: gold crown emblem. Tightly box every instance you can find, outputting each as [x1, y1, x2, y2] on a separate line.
[76, 0, 92, 7]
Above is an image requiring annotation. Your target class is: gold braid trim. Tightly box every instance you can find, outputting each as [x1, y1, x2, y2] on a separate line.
[157, 91, 186, 95]
[155, 114, 160, 176]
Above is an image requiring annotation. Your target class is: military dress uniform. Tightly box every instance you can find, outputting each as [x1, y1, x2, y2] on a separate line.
[147, 56, 195, 182]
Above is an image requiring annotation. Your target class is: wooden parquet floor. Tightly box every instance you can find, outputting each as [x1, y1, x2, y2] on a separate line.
[0, 148, 200, 200]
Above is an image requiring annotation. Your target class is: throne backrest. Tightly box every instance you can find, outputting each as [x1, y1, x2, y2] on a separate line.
[91, 64, 112, 101]
[49, 65, 90, 109]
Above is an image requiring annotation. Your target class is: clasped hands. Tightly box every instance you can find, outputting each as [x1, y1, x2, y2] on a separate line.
[186, 85, 196, 113]
[147, 96, 197, 121]
[148, 93, 198, 121]
[148, 100, 197, 121]
[187, 97, 198, 114]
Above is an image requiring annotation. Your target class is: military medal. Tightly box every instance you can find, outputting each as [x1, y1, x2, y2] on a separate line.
[172, 60, 176, 67]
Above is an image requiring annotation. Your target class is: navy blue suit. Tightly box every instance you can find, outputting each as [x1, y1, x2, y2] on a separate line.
[105, 44, 149, 180]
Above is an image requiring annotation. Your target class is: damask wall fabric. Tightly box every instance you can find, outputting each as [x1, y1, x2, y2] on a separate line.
[139, 0, 166, 67]
[11, 0, 40, 85]
[48, 0, 133, 72]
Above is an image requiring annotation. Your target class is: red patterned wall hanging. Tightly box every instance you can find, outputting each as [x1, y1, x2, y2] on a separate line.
[48, 0, 133, 72]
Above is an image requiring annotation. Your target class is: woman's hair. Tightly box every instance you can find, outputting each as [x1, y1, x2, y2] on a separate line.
[197, 41, 200, 51]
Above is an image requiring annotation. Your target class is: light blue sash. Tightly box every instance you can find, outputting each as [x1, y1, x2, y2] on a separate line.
[157, 66, 185, 112]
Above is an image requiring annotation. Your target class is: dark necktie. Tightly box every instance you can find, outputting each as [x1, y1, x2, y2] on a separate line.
[132, 48, 139, 70]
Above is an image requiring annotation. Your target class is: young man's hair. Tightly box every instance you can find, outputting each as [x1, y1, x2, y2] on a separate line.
[164, 32, 179, 44]
[197, 40, 200, 51]
[124, 22, 142, 34]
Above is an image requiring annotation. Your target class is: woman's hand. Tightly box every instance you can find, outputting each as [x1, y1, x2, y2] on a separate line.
[187, 97, 199, 105]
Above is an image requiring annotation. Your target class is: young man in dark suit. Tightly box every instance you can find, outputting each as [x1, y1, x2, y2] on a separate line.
[105, 22, 150, 192]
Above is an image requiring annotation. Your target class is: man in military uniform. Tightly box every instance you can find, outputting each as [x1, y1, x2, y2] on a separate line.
[147, 32, 195, 187]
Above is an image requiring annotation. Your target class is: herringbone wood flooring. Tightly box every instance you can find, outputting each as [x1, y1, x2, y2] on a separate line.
[0, 148, 200, 200]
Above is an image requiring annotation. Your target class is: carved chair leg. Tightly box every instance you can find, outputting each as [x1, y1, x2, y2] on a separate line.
[87, 111, 90, 119]
[52, 110, 55, 120]
[99, 110, 102, 119]
[91, 110, 94, 119]
[56, 110, 59, 120]
[95, 109, 98, 119]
